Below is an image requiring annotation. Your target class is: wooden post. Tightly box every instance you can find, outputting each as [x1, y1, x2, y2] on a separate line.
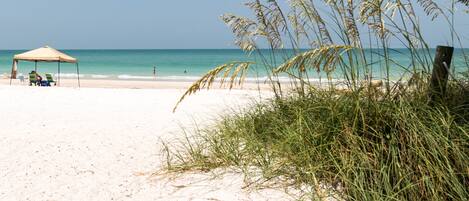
[430, 46, 454, 103]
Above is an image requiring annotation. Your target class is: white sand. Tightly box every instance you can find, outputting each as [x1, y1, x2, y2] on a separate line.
[0, 85, 302, 201]
[1, 78, 275, 90]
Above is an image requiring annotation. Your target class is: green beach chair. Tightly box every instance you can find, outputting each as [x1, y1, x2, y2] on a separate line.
[46, 74, 56, 86]
[29, 73, 39, 86]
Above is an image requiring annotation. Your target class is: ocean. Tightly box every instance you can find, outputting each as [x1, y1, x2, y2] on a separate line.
[0, 49, 467, 81]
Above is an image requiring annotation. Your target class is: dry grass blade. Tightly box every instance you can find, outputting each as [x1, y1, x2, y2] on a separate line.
[344, 0, 361, 47]
[290, 0, 332, 45]
[246, 0, 287, 49]
[274, 45, 354, 74]
[221, 14, 259, 52]
[359, 0, 390, 39]
[417, 0, 443, 20]
[173, 62, 254, 112]
[459, 0, 469, 5]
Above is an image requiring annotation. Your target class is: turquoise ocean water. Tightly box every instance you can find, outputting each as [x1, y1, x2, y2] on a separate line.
[0, 49, 467, 81]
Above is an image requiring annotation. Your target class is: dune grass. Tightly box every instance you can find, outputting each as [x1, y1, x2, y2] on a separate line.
[164, 84, 469, 200]
[163, 0, 469, 200]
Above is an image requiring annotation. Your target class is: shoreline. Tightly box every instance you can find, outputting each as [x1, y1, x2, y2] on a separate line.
[0, 78, 275, 90]
[0, 77, 393, 92]
[1, 76, 393, 92]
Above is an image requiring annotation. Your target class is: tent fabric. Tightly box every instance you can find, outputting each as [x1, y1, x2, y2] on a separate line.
[13, 46, 77, 63]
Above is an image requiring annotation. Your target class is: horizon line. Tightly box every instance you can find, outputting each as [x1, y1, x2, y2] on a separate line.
[1, 47, 468, 51]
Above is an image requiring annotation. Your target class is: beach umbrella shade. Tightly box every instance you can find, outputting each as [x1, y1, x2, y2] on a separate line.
[10, 46, 80, 87]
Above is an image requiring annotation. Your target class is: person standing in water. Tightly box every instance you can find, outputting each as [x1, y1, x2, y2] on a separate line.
[153, 66, 157, 79]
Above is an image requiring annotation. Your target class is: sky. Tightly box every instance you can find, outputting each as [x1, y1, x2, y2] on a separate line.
[0, 0, 467, 50]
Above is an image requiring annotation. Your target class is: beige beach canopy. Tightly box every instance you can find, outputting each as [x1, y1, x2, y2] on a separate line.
[14, 46, 77, 63]
[10, 46, 80, 87]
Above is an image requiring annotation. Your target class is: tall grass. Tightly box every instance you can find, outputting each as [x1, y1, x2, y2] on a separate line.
[164, 0, 469, 200]
[165, 86, 469, 200]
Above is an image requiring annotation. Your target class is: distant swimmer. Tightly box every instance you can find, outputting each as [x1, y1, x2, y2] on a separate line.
[184, 70, 187, 74]
[153, 66, 157, 78]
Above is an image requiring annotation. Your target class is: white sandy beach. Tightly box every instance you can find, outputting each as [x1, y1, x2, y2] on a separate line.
[0, 77, 275, 90]
[0, 81, 303, 201]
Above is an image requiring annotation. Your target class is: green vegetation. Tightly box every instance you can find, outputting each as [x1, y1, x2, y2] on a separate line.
[164, 0, 469, 200]
[166, 84, 469, 200]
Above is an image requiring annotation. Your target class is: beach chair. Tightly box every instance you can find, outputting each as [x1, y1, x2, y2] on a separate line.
[18, 74, 25, 83]
[29, 73, 39, 86]
[45, 74, 56, 86]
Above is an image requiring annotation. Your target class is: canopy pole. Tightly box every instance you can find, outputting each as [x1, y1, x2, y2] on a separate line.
[76, 63, 81, 88]
[58, 62, 61, 86]
[9, 60, 16, 86]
